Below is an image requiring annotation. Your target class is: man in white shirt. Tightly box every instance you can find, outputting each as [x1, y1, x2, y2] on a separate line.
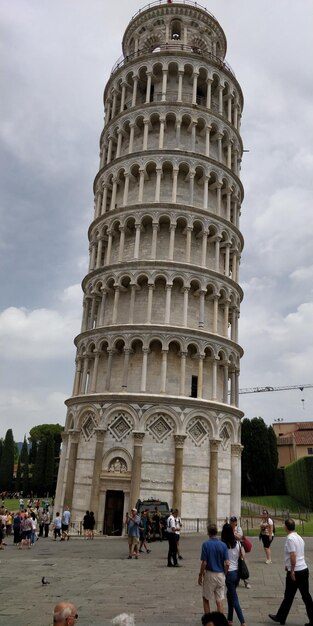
[167, 509, 179, 567]
[269, 518, 313, 626]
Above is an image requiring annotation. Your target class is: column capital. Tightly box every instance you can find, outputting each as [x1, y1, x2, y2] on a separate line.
[68, 429, 80, 444]
[133, 431, 145, 445]
[231, 443, 243, 458]
[95, 427, 107, 442]
[210, 438, 221, 453]
[174, 434, 187, 448]
[61, 431, 70, 443]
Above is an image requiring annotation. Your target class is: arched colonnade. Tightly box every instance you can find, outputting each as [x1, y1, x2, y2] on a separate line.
[72, 332, 241, 407]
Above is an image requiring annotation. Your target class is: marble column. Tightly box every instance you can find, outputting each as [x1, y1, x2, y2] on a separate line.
[129, 432, 145, 508]
[54, 431, 69, 514]
[89, 428, 107, 514]
[63, 430, 80, 510]
[208, 439, 220, 524]
[230, 444, 243, 516]
[173, 435, 187, 512]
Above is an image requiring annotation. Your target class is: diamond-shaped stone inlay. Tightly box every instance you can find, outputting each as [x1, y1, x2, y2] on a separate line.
[187, 418, 208, 447]
[82, 413, 96, 441]
[147, 414, 173, 443]
[220, 425, 231, 449]
[108, 413, 132, 442]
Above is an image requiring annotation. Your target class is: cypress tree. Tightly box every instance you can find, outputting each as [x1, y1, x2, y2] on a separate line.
[32, 439, 46, 495]
[20, 436, 29, 495]
[44, 433, 55, 495]
[0, 429, 15, 491]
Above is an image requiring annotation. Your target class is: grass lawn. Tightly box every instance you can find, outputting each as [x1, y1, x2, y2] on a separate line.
[241, 495, 313, 536]
[1, 498, 53, 511]
[243, 495, 308, 514]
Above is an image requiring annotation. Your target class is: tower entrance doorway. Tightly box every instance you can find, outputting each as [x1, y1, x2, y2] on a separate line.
[103, 490, 124, 536]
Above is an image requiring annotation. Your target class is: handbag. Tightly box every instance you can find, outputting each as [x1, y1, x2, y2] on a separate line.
[238, 556, 249, 580]
[241, 535, 252, 553]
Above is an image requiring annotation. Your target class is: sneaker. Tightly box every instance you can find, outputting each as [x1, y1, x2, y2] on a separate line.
[178, 555, 183, 560]
[265, 559, 272, 564]
[245, 582, 251, 589]
[146, 549, 151, 553]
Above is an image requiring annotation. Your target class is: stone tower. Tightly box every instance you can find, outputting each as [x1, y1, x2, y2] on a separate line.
[55, 0, 244, 533]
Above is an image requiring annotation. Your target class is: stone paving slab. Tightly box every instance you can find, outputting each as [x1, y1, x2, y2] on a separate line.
[1, 534, 313, 626]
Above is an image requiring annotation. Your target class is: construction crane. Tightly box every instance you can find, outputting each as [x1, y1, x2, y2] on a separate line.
[239, 384, 313, 394]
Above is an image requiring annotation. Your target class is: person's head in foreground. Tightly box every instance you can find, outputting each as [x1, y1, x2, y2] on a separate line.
[201, 611, 228, 626]
[53, 602, 78, 625]
[111, 614, 135, 626]
[207, 523, 218, 537]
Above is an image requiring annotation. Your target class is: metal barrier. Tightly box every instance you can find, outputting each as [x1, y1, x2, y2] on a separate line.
[71, 517, 229, 537]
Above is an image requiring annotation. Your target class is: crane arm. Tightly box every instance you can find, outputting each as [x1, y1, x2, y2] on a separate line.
[239, 384, 313, 395]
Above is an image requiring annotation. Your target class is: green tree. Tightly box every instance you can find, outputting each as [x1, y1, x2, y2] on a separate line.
[20, 436, 30, 494]
[0, 429, 15, 491]
[241, 417, 278, 496]
[32, 439, 46, 495]
[44, 433, 55, 495]
[0, 438, 3, 467]
[267, 426, 279, 494]
[29, 423, 63, 495]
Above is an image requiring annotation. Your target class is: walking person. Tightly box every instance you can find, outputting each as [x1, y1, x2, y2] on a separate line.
[260, 509, 274, 564]
[268, 518, 313, 626]
[61, 506, 71, 540]
[198, 523, 229, 614]
[44, 508, 51, 538]
[167, 509, 179, 567]
[13, 511, 21, 546]
[53, 511, 62, 540]
[229, 516, 251, 589]
[30, 510, 38, 545]
[89, 511, 95, 539]
[20, 512, 32, 549]
[127, 507, 140, 559]
[221, 522, 247, 626]
[83, 510, 91, 539]
[139, 511, 151, 554]
[174, 508, 183, 560]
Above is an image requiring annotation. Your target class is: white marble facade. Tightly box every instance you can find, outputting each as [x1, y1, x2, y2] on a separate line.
[55, 0, 244, 532]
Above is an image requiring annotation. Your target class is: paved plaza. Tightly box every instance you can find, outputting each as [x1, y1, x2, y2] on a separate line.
[1, 533, 313, 626]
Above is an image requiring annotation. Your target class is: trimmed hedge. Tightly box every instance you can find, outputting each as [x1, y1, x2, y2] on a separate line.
[284, 456, 313, 509]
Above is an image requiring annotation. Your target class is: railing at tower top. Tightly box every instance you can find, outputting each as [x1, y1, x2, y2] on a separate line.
[131, 0, 216, 22]
[111, 44, 236, 79]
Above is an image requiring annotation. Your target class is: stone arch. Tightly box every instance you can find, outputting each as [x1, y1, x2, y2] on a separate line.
[142, 405, 180, 438]
[102, 446, 133, 473]
[77, 406, 100, 434]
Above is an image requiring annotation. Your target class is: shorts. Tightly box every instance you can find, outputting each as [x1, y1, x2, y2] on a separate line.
[22, 530, 31, 540]
[128, 536, 139, 546]
[261, 534, 273, 548]
[203, 570, 225, 603]
[62, 524, 69, 532]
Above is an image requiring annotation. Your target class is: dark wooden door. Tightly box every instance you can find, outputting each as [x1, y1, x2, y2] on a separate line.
[103, 490, 124, 536]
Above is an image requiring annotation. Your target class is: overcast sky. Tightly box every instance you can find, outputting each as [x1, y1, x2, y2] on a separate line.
[1, 0, 312, 441]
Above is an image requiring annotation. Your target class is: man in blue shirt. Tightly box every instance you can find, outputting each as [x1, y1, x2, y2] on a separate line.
[198, 523, 229, 614]
[127, 508, 141, 559]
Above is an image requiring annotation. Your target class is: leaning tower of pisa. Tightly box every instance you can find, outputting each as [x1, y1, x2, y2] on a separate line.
[55, 0, 245, 533]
